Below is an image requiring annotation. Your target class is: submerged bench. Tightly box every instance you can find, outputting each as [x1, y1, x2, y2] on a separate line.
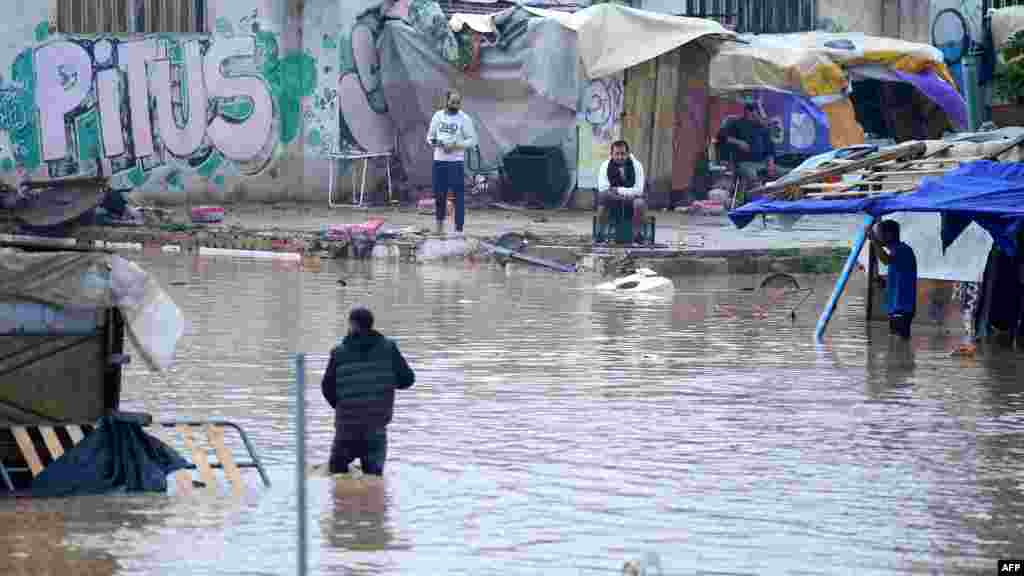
[0, 419, 269, 495]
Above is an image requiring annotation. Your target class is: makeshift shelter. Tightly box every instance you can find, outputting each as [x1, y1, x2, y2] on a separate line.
[374, 2, 735, 207]
[0, 247, 184, 426]
[708, 32, 967, 158]
[726, 133, 1024, 340]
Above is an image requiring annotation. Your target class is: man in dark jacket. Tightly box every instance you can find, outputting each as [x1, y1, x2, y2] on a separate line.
[321, 307, 415, 475]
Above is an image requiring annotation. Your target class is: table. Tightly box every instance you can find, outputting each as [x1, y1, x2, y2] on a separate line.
[326, 151, 393, 208]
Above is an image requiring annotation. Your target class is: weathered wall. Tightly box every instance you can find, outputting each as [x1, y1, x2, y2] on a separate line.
[817, 0, 884, 34]
[0, 0, 331, 205]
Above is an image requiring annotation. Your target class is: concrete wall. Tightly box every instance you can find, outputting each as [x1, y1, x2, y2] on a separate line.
[0, 0, 364, 205]
[817, 0, 884, 34]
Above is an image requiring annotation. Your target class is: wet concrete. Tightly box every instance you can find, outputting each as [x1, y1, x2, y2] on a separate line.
[2, 203, 863, 276]
[2, 255, 1023, 575]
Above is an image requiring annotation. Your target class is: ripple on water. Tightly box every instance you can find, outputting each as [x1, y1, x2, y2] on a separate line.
[0, 256, 1021, 575]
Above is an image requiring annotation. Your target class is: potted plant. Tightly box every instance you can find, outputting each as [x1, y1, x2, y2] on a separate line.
[992, 30, 1024, 126]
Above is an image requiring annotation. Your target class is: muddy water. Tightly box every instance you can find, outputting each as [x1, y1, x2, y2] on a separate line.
[3, 255, 1024, 575]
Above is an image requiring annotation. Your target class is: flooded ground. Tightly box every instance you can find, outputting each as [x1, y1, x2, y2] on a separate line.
[3, 254, 1024, 575]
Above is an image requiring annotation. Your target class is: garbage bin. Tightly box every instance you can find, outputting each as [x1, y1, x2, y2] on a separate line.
[502, 146, 569, 208]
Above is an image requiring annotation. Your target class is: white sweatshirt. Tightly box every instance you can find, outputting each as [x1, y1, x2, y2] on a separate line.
[426, 109, 478, 162]
[597, 154, 645, 198]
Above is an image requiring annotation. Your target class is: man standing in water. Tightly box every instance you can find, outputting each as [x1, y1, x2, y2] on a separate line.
[869, 220, 918, 340]
[427, 90, 478, 236]
[321, 306, 415, 476]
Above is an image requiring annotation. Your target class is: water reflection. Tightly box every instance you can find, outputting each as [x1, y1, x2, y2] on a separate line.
[1, 256, 1023, 574]
[321, 476, 394, 553]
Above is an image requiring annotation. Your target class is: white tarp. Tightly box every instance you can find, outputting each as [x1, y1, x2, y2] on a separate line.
[0, 250, 184, 371]
[857, 214, 991, 283]
[991, 6, 1024, 50]
[522, 4, 734, 79]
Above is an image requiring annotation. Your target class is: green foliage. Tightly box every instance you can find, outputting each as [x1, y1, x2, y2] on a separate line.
[994, 31, 1024, 104]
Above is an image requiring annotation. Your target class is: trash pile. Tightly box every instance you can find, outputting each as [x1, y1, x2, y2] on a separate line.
[320, 219, 387, 259]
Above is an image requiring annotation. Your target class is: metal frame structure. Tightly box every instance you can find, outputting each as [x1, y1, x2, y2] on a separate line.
[0, 418, 270, 492]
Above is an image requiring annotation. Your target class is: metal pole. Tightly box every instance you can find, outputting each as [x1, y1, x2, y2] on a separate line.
[295, 353, 307, 576]
[815, 214, 875, 342]
[963, 45, 982, 132]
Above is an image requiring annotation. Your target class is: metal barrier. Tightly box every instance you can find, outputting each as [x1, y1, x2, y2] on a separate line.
[1, 418, 269, 493]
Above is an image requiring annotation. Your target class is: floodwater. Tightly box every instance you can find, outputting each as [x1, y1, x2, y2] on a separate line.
[3, 254, 1024, 575]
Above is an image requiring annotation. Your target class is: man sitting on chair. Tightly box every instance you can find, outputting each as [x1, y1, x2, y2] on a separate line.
[597, 140, 646, 243]
[717, 102, 777, 205]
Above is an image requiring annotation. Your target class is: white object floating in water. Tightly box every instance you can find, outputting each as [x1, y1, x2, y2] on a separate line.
[161, 245, 182, 253]
[93, 240, 142, 251]
[595, 267, 674, 293]
[198, 247, 301, 261]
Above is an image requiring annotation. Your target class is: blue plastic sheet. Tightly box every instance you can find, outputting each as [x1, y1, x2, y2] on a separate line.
[729, 161, 1024, 255]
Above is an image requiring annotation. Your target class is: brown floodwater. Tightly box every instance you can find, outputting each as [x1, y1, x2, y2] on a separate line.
[2, 253, 1023, 575]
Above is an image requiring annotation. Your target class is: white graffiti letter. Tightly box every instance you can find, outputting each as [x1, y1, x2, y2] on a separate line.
[204, 37, 273, 161]
[151, 40, 207, 157]
[118, 40, 158, 158]
[35, 41, 94, 161]
[97, 69, 125, 157]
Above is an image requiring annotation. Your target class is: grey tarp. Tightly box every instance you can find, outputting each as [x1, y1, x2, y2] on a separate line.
[378, 3, 734, 189]
[0, 249, 184, 371]
[379, 8, 582, 190]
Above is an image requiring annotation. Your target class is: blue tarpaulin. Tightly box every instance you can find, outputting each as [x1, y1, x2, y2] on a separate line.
[729, 161, 1024, 255]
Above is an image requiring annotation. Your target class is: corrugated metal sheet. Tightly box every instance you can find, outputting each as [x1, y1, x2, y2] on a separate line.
[438, 0, 580, 16]
[680, 0, 817, 34]
[987, 0, 1024, 10]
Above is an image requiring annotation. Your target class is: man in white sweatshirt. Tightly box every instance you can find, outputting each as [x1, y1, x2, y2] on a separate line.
[596, 140, 646, 243]
[426, 90, 478, 235]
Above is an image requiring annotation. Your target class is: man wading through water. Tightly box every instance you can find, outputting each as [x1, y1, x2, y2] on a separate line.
[321, 307, 415, 475]
[427, 90, 478, 236]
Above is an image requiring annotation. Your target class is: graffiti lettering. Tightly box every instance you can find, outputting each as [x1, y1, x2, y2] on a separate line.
[582, 76, 623, 142]
[204, 37, 273, 161]
[0, 18, 316, 194]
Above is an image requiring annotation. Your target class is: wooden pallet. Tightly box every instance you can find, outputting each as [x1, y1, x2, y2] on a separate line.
[2, 420, 267, 496]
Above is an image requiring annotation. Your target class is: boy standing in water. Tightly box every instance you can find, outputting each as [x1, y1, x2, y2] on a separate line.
[869, 219, 918, 340]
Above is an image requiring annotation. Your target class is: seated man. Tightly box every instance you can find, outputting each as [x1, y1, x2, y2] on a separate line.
[596, 140, 646, 243]
[717, 102, 777, 204]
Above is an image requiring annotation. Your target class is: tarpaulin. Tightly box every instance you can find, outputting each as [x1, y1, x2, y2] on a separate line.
[378, 3, 733, 188]
[521, 4, 733, 80]
[710, 31, 966, 131]
[729, 160, 1024, 255]
[0, 250, 185, 371]
[30, 413, 194, 498]
[991, 6, 1024, 50]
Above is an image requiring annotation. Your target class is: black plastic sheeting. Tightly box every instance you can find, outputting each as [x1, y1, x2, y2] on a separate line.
[30, 413, 194, 498]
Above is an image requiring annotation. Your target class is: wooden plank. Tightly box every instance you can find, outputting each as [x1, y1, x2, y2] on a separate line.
[11, 427, 43, 476]
[206, 425, 244, 496]
[38, 426, 64, 460]
[65, 425, 85, 445]
[806, 187, 917, 199]
[148, 425, 193, 496]
[622, 59, 657, 185]
[759, 141, 927, 198]
[649, 48, 680, 207]
[984, 132, 1024, 160]
[177, 424, 217, 493]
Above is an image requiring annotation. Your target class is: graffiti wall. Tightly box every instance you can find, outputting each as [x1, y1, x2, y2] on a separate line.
[0, 5, 320, 203]
[576, 74, 623, 189]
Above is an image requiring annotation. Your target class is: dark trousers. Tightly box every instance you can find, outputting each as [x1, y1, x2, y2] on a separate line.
[889, 313, 913, 340]
[432, 161, 465, 232]
[329, 422, 388, 476]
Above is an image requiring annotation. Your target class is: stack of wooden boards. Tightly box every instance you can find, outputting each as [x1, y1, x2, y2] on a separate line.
[751, 134, 1024, 202]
